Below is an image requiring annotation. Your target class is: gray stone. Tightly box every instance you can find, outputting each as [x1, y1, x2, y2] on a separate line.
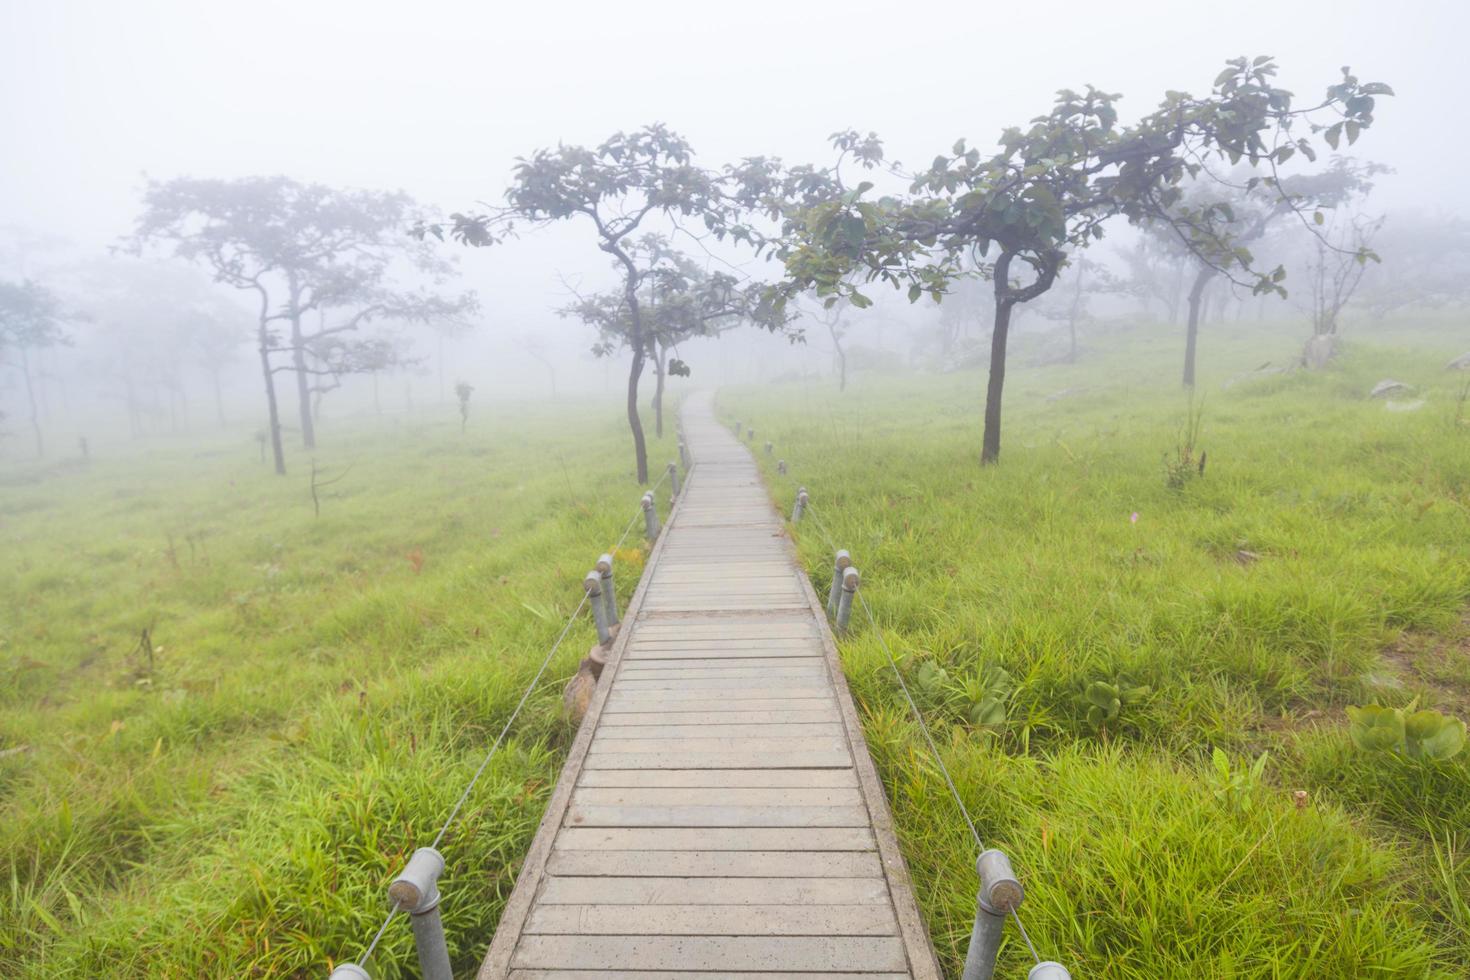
[1370, 379, 1412, 399]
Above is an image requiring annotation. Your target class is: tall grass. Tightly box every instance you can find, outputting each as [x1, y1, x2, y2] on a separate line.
[1, 400, 661, 977]
[722, 315, 1470, 977]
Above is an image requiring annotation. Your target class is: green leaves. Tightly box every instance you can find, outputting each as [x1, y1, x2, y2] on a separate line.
[1348, 703, 1467, 761]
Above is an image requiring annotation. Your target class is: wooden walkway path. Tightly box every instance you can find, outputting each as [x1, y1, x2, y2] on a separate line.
[478, 391, 940, 980]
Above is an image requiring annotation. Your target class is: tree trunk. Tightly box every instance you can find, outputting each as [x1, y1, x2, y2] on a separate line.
[288, 275, 315, 449]
[626, 350, 648, 483]
[1182, 267, 1216, 388]
[836, 342, 847, 392]
[257, 321, 286, 475]
[652, 341, 666, 439]
[20, 347, 42, 458]
[982, 294, 1013, 465]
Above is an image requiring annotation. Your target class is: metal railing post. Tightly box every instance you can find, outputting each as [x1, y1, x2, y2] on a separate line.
[961, 849, 1024, 980]
[584, 571, 611, 646]
[835, 566, 859, 633]
[596, 553, 619, 626]
[764, 440, 773, 455]
[389, 847, 453, 980]
[827, 549, 852, 618]
[329, 965, 369, 979]
[777, 459, 787, 476]
[641, 492, 660, 540]
[734, 418, 742, 435]
[668, 461, 681, 497]
[1029, 964, 1073, 979]
[679, 440, 690, 469]
[791, 487, 808, 523]
[746, 426, 755, 442]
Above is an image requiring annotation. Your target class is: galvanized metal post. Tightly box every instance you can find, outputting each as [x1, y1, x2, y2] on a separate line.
[668, 461, 681, 497]
[791, 487, 808, 523]
[961, 849, 1025, 980]
[734, 418, 742, 435]
[389, 847, 452, 980]
[678, 440, 690, 469]
[777, 459, 787, 476]
[584, 571, 611, 646]
[641, 492, 660, 540]
[1029, 964, 1073, 979]
[835, 566, 859, 633]
[596, 553, 619, 626]
[764, 440, 773, 455]
[329, 964, 370, 979]
[746, 427, 755, 441]
[826, 549, 852, 618]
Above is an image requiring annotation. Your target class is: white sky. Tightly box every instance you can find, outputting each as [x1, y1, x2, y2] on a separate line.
[1, 0, 1463, 398]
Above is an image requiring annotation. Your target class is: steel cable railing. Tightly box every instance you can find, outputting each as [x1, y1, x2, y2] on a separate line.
[779, 461, 1069, 980]
[331, 462, 679, 979]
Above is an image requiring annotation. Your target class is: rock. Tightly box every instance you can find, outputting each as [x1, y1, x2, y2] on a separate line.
[1385, 399, 1426, 413]
[1302, 334, 1338, 370]
[1369, 379, 1412, 399]
[562, 660, 598, 724]
[1448, 351, 1470, 371]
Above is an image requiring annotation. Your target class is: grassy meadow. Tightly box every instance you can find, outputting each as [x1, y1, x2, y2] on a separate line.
[721, 314, 1470, 978]
[1, 401, 665, 978]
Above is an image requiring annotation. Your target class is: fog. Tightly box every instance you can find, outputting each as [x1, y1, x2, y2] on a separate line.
[2, 0, 1466, 449]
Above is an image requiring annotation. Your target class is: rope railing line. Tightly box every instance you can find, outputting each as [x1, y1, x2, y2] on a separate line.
[334, 464, 687, 978]
[795, 491, 1061, 976]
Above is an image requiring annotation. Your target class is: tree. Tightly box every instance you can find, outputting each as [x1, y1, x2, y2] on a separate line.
[0, 279, 73, 457]
[745, 59, 1391, 462]
[520, 334, 558, 398]
[1030, 253, 1129, 363]
[454, 380, 473, 432]
[131, 176, 476, 474]
[567, 235, 784, 439]
[1148, 157, 1380, 386]
[815, 300, 850, 390]
[1301, 210, 1384, 367]
[1119, 234, 1191, 323]
[418, 125, 781, 483]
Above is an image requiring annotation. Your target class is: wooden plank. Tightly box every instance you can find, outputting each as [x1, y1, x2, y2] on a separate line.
[582, 751, 853, 770]
[525, 903, 898, 936]
[555, 827, 875, 852]
[577, 768, 858, 788]
[587, 723, 844, 740]
[545, 849, 884, 878]
[599, 709, 839, 727]
[601, 697, 836, 715]
[511, 972, 909, 980]
[565, 804, 871, 828]
[607, 686, 834, 701]
[591, 736, 848, 754]
[510, 935, 909, 972]
[571, 786, 862, 807]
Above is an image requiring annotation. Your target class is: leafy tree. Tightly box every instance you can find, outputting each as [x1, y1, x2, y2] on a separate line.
[131, 176, 476, 473]
[746, 59, 1391, 462]
[419, 125, 784, 483]
[1300, 209, 1384, 366]
[1149, 157, 1380, 385]
[0, 278, 74, 456]
[567, 235, 784, 438]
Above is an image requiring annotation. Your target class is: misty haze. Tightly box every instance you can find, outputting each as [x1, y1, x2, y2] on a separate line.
[3, 1, 1469, 977]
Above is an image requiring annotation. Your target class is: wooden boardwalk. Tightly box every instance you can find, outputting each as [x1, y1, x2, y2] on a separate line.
[478, 392, 940, 980]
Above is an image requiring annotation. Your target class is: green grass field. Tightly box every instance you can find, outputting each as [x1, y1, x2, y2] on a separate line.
[720, 315, 1470, 977]
[4, 312, 1468, 979]
[1, 401, 667, 978]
